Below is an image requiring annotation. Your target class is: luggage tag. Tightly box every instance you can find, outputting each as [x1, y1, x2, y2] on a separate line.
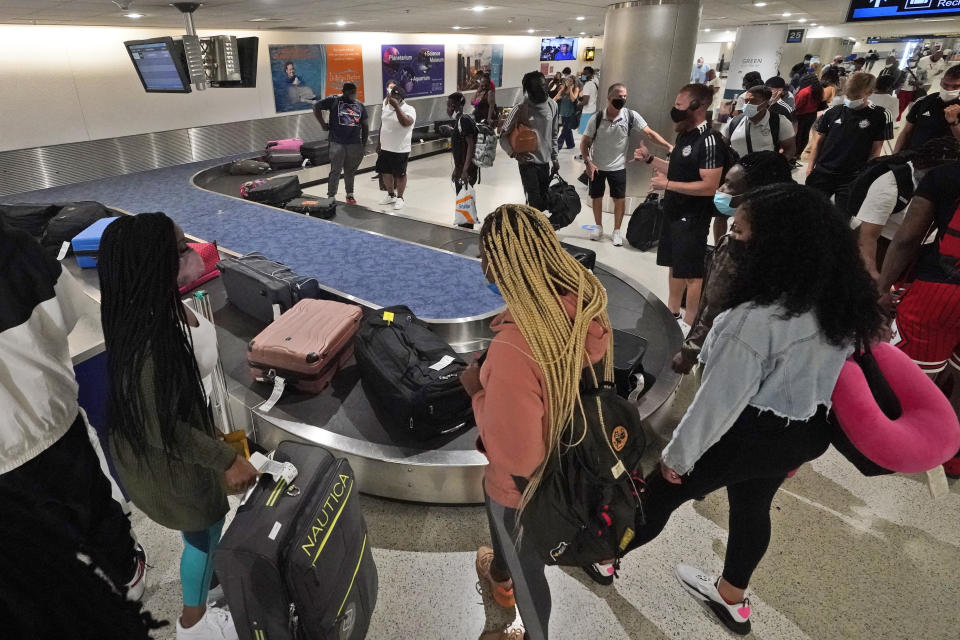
[250, 451, 299, 486]
[57, 241, 70, 261]
[382, 311, 395, 324]
[429, 355, 455, 371]
[272, 304, 282, 321]
[257, 373, 286, 413]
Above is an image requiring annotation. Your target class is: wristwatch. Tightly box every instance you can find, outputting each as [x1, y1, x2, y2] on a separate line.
[645, 156, 654, 164]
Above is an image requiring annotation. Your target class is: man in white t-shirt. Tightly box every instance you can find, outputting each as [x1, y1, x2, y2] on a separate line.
[855, 137, 960, 278]
[376, 85, 417, 211]
[722, 85, 796, 160]
[577, 66, 601, 134]
[691, 58, 710, 84]
[581, 82, 672, 246]
[918, 50, 948, 92]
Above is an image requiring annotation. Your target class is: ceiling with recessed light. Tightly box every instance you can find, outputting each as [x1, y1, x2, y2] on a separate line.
[0, 0, 950, 34]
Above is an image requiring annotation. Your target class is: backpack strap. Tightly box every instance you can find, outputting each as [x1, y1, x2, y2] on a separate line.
[890, 163, 916, 212]
[768, 112, 781, 148]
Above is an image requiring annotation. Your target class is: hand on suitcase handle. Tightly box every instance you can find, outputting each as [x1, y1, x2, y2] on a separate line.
[225, 455, 261, 494]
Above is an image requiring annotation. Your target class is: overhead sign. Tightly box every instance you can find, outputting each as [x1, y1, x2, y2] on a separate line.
[847, 0, 960, 23]
[786, 28, 805, 43]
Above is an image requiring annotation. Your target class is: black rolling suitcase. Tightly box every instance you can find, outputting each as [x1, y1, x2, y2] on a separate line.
[561, 242, 596, 271]
[286, 197, 337, 219]
[613, 329, 650, 400]
[241, 176, 303, 207]
[300, 141, 330, 166]
[217, 252, 322, 324]
[354, 306, 474, 440]
[265, 148, 305, 170]
[626, 193, 663, 251]
[215, 441, 378, 640]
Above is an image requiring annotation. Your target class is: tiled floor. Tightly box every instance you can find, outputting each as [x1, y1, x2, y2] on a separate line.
[138, 123, 960, 640]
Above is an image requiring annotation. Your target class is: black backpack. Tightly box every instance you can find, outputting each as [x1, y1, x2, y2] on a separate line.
[547, 174, 581, 230]
[518, 381, 646, 567]
[846, 157, 914, 218]
[354, 306, 474, 440]
[626, 193, 663, 251]
[725, 111, 781, 153]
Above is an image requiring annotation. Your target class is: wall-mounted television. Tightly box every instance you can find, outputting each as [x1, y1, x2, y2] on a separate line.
[540, 37, 579, 61]
[124, 37, 191, 93]
[846, 0, 960, 22]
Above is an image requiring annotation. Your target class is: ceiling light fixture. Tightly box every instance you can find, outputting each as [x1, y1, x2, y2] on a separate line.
[782, 12, 791, 17]
[798, 17, 807, 22]
[527, 28, 535, 33]
[576, 16, 585, 21]
[124, 12, 143, 18]
[579, 31, 586, 35]
[705, 28, 712, 31]
[472, 5, 486, 12]
[336, 19, 346, 26]
[452, 25, 461, 29]
[753, 2, 767, 6]
[811, 23, 818, 26]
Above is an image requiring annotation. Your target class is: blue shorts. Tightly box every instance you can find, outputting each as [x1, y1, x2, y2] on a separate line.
[578, 112, 595, 135]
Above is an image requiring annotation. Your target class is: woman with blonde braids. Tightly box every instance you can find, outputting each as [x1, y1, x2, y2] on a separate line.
[459, 204, 612, 640]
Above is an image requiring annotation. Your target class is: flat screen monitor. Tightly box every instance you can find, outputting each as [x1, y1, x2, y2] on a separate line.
[540, 38, 578, 62]
[846, 0, 960, 22]
[125, 37, 191, 93]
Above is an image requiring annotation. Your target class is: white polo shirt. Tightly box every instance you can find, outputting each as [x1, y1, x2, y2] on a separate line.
[584, 108, 648, 171]
[723, 111, 795, 156]
[855, 161, 917, 241]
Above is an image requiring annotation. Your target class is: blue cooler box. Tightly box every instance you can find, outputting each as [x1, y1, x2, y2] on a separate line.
[72, 216, 119, 268]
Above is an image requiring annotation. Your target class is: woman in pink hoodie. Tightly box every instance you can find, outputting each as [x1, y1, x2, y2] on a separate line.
[460, 204, 612, 640]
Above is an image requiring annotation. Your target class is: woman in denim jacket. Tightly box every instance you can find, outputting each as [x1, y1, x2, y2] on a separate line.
[626, 184, 884, 635]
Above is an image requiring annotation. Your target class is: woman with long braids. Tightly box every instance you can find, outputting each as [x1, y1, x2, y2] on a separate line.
[99, 213, 258, 640]
[459, 204, 612, 640]
[623, 185, 884, 636]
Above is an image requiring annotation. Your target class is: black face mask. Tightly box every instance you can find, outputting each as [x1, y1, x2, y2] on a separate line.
[611, 97, 626, 109]
[726, 238, 750, 263]
[527, 84, 548, 104]
[670, 107, 689, 123]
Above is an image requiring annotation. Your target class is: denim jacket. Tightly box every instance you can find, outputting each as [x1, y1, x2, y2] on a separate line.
[662, 302, 852, 475]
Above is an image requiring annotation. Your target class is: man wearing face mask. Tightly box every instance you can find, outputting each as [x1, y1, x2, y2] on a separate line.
[894, 64, 960, 153]
[581, 83, 672, 246]
[690, 57, 710, 84]
[635, 83, 728, 328]
[500, 71, 560, 212]
[918, 49, 949, 94]
[805, 72, 893, 215]
[722, 85, 797, 160]
[765, 76, 796, 122]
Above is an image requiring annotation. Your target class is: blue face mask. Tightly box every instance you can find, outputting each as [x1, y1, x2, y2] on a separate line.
[714, 191, 736, 216]
[742, 103, 759, 118]
[487, 282, 502, 297]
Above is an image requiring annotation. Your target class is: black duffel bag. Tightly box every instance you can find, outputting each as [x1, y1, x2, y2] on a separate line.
[41, 201, 114, 257]
[547, 173, 581, 230]
[626, 193, 663, 251]
[0, 203, 61, 239]
[354, 305, 474, 440]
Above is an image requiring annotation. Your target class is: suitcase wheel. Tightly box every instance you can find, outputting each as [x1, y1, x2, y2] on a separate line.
[306, 352, 320, 363]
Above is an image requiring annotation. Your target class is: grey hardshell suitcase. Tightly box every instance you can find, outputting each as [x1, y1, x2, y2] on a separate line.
[217, 252, 322, 325]
[215, 441, 378, 640]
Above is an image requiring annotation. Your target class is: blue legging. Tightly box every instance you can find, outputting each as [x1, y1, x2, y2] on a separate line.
[180, 518, 224, 607]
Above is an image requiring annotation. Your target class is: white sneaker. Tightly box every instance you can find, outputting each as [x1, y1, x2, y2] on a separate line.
[675, 564, 751, 636]
[612, 229, 623, 246]
[393, 197, 406, 210]
[378, 194, 396, 205]
[176, 606, 239, 640]
[590, 226, 603, 241]
[125, 543, 148, 602]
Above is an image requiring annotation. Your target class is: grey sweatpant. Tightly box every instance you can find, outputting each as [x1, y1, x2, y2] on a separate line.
[485, 492, 550, 640]
[327, 140, 365, 198]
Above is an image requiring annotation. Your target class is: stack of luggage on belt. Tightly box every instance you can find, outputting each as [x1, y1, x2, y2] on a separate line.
[248, 299, 362, 393]
[299, 140, 329, 166]
[71, 216, 119, 268]
[264, 138, 304, 170]
[286, 197, 337, 219]
[240, 176, 303, 207]
[354, 305, 474, 440]
[0, 200, 118, 258]
[215, 440, 378, 640]
[217, 252, 322, 324]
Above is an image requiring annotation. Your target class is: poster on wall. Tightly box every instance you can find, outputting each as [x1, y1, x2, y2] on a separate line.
[456, 43, 504, 91]
[381, 44, 445, 98]
[268, 44, 364, 113]
[722, 25, 785, 99]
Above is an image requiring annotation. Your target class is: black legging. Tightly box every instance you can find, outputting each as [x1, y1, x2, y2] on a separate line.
[626, 405, 833, 588]
[795, 112, 818, 157]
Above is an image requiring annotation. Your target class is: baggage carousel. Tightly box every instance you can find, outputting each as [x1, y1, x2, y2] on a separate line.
[7, 108, 683, 504]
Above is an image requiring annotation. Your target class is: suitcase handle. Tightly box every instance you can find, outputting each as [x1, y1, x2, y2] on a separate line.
[250, 451, 299, 484]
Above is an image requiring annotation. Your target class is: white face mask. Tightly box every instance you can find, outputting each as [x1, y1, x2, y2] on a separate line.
[941, 88, 960, 102]
[742, 103, 760, 118]
[844, 97, 865, 109]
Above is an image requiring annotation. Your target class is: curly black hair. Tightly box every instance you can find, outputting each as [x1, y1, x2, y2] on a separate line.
[738, 151, 795, 188]
[724, 184, 884, 346]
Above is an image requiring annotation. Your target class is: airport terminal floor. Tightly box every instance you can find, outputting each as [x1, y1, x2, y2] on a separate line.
[80, 149, 960, 640]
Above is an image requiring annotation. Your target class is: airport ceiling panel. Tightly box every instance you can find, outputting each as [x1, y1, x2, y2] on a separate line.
[0, 0, 889, 32]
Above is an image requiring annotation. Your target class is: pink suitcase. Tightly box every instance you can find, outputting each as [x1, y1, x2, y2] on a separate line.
[247, 299, 362, 394]
[265, 138, 304, 151]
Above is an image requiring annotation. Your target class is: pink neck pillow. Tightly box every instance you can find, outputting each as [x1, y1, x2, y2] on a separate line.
[832, 342, 960, 474]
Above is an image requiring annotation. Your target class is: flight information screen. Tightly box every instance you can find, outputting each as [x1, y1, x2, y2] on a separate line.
[847, 0, 960, 22]
[126, 39, 190, 92]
